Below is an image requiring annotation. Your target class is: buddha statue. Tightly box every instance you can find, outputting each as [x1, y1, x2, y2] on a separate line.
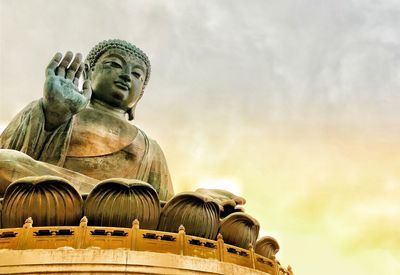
[0, 40, 292, 273]
[0, 39, 174, 201]
[0, 39, 258, 245]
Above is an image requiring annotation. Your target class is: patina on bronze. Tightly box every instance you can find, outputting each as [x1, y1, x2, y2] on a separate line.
[0, 39, 174, 201]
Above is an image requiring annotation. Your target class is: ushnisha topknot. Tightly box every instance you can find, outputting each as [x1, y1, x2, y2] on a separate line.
[86, 39, 151, 87]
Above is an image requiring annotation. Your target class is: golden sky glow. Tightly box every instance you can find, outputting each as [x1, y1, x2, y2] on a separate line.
[1, 1, 399, 274]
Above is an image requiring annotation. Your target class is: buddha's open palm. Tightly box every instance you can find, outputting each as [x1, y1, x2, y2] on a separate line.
[43, 52, 92, 130]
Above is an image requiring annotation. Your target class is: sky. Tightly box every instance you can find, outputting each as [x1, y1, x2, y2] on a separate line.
[1, 1, 400, 274]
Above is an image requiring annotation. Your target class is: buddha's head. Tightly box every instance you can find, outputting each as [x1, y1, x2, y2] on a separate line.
[85, 39, 151, 120]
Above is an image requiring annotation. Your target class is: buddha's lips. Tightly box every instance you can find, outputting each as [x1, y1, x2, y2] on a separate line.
[114, 81, 130, 90]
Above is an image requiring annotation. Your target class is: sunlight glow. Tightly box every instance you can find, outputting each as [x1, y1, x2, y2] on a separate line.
[196, 178, 242, 195]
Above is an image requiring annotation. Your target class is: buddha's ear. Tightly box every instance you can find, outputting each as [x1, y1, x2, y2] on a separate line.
[83, 62, 91, 79]
[127, 89, 145, 121]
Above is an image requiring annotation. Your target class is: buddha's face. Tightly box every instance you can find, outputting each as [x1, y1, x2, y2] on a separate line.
[88, 48, 147, 111]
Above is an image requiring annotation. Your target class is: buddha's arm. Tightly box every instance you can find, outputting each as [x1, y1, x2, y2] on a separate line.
[0, 100, 46, 155]
[0, 100, 73, 166]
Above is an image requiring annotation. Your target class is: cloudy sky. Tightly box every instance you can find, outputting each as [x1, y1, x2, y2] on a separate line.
[1, 1, 399, 274]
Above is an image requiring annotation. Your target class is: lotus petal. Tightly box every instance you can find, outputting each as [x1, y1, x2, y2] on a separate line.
[84, 178, 160, 229]
[158, 192, 220, 239]
[2, 176, 82, 228]
[220, 212, 260, 248]
[255, 236, 280, 259]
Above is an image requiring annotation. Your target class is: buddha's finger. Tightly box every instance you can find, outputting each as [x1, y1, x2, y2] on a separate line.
[56, 51, 74, 78]
[73, 64, 84, 86]
[66, 53, 82, 80]
[82, 80, 92, 100]
[45, 52, 62, 77]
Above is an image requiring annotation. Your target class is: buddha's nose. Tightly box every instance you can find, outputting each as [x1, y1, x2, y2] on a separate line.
[120, 72, 131, 82]
[120, 67, 132, 82]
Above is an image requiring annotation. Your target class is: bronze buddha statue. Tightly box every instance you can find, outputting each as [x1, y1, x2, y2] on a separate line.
[0, 39, 260, 249]
[0, 39, 174, 201]
[0, 40, 291, 272]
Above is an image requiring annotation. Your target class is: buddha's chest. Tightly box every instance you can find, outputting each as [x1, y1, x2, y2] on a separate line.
[64, 108, 146, 180]
[66, 108, 139, 157]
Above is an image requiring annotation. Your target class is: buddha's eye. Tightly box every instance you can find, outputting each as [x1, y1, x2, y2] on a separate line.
[105, 61, 122, 68]
[132, 71, 142, 78]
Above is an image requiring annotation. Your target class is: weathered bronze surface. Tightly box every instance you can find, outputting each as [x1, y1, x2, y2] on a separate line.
[158, 192, 221, 239]
[220, 212, 260, 249]
[0, 39, 173, 201]
[84, 178, 160, 229]
[1, 176, 82, 228]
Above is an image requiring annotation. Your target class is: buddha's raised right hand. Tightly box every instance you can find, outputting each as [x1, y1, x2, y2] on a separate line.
[43, 52, 92, 131]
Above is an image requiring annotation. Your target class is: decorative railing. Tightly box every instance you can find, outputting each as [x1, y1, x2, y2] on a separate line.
[0, 217, 292, 275]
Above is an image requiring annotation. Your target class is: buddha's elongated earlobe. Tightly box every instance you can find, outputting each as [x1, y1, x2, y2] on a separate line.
[127, 107, 135, 120]
[83, 63, 90, 79]
[127, 89, 145, 121]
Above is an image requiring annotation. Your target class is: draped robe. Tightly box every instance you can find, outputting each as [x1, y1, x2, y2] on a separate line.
[0, 100, 174, 201]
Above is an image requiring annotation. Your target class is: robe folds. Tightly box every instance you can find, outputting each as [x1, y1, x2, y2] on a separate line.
[0, 100, 174, 201]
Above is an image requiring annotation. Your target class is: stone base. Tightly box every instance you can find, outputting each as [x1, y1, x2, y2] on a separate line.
[0, 248, 270, 275]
